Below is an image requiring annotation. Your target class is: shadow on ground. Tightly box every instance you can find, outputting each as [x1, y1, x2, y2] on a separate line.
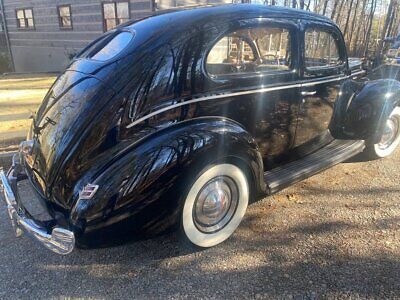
[0, 197, 399, 299]
[0, 137, 399, 299]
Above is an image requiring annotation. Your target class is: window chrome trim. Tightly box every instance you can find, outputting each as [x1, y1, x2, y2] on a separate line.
[126, 70, 366, 129]
[301, 74, 346, 87]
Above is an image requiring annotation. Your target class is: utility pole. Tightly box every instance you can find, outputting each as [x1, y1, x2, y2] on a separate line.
[0, 0, 15, 72]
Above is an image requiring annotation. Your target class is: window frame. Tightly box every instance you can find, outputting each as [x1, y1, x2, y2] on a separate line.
[101, 1, 131, 32]
[302, 23, 348, 78]
[57, 4, 73, 30]
[15, 8, 35, 30]
[203, 19, 298, 81]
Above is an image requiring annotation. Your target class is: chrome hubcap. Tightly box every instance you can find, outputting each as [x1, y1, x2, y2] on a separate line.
[193, 176, 238, 233]
[378, 116, 400, 150]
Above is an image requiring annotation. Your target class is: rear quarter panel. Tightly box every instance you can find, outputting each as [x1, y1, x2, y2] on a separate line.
[70, 118, 265, 248]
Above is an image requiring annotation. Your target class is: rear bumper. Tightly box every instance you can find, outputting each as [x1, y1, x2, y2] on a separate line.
[0, 156, 75, 255]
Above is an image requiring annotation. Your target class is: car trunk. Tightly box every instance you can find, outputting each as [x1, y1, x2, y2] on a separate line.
[25, 70, 116, 208]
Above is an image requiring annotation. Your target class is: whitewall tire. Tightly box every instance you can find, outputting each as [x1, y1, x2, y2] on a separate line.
[181, 163, 249, 248]
[367, 107, 400, 158]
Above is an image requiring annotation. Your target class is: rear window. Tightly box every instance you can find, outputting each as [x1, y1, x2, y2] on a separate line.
[78, 31, 134, 61]
[305, 29, 340, 69]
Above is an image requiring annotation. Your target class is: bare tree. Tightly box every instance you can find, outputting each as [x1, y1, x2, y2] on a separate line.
[330, 0, 340, 19]
[255, 0, 399, 58]
[321, 0, 329, 15]
[343, 0, 355, 38]
[376, 0, 397, 56]
[363, 0, 377, 57]
[351, 0, 368, 55]
[348, 0, 361, 46]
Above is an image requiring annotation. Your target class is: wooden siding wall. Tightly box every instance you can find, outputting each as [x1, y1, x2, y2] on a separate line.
[3, 0, 152, 72]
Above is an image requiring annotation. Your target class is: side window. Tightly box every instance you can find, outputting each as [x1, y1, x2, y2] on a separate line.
[305, 29, 340, 69]
[206, 26, 292, 77]
[16, 8, 35, 29]
[58, 5, 72, 30]
[102, 1, 130, 32]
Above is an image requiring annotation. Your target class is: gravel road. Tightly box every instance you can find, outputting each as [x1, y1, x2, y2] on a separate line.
[0, 149, 399, 299]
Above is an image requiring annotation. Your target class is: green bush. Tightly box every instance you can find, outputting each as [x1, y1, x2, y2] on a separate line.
[0, 51, 11, 74]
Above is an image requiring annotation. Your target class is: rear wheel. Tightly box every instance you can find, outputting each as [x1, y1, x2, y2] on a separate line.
[180, 163, 249, 248]
[365, 107, 400, 159]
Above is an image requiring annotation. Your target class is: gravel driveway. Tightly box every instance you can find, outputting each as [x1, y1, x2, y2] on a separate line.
[0, 149, 399, 299]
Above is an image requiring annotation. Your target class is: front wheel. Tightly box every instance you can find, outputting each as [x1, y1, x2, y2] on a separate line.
[365, 107, 400, 159]
[180, 163, 249, 248]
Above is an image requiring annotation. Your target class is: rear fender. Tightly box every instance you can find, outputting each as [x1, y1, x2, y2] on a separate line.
[70, 117, 264, 245]
[330, 79, 400, 142]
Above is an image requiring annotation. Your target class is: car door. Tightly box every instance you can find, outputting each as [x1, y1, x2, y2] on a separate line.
[294, 22, 348, 154]
[202, 19, 302, 168]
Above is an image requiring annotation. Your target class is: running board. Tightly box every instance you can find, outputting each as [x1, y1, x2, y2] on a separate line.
[264, 140, 365, 194]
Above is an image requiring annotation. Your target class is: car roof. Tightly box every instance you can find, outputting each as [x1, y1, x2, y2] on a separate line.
[124, 4, 335, 30]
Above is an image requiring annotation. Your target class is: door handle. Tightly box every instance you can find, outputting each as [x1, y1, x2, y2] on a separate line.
[301, 91, 317, 96]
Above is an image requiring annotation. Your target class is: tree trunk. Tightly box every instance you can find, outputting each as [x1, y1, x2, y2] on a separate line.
[305, 0, 312, 10]
[391, 9, 400, 36]
[313, 0, 318, 13]
[343, 0, 355, 38]
[351, 0, 368, 55]
[321, 0, 329, 16]
[331, 0, 340, 19]
[376, 0, 396, 57]
[363, 0, 377, 57]
[387, 5, 398, 37]
[335, 0, 347, 25]
[348, 0, 361, 46]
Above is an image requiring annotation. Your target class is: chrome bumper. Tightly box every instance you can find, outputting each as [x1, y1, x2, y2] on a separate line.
[0, 162, 75, 255]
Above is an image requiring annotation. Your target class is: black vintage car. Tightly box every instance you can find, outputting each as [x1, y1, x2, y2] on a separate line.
[1, 5, 400, 255]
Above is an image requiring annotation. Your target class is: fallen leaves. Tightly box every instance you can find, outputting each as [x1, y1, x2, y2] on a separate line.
[286, 193, 305, 204]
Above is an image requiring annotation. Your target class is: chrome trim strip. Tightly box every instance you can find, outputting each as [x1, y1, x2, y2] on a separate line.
[127, 82, 301, 129]
[302, 75, 346, 87]
[126, 70, 367, 129]
[351, 70, 366, 77]
[0, 169, 75, 255]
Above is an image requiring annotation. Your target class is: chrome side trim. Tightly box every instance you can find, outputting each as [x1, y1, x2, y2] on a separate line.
[127, 82, 301, 129]
[0, 169, 75, 255]
[351, 70, 367, 77]
[126, 70, 367, 129]
[302, 75, 346, 87]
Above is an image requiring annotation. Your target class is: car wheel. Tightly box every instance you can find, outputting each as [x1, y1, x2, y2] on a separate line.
[365, 107, 400, 159]
[180, 163, 249, 248]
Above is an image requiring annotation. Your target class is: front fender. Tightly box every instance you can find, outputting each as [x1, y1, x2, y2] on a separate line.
[330, 79, 400, 141]
[70, 117, 264, 246]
